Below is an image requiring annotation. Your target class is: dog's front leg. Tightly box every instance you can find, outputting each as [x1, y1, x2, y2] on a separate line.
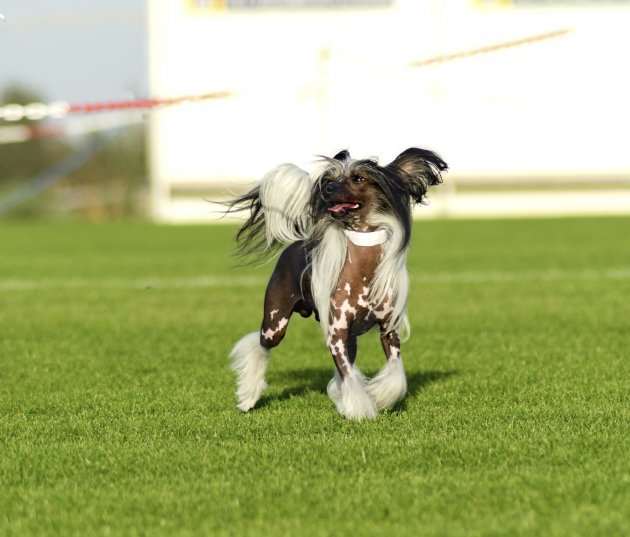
[327, 329, 376, 420]
[367, 329, 408, 410]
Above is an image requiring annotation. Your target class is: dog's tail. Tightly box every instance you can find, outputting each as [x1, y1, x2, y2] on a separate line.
[225, 163, 314, 260]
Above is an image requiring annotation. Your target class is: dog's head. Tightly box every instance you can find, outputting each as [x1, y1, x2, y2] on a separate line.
[311, 147, 447, 234]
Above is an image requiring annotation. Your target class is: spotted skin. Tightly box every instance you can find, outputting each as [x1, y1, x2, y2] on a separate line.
[261, 316, 288, 342]
[381, 330, 401, 361]
[256, 235, 400, 383]
[326, 240, 400, 378]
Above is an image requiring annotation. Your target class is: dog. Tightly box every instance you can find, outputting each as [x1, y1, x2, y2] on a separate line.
[225, 148, 447, 419]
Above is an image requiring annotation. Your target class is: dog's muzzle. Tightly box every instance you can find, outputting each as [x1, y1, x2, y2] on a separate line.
[322, 182, 361, 217]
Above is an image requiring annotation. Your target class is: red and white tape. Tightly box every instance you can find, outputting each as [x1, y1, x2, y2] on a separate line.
[0, 91, 235, 122]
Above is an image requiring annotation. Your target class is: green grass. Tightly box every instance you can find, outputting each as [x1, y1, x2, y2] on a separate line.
[1, 218, 629, 536]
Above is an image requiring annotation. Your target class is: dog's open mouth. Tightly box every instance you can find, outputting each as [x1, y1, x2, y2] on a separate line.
[327, 203, 361, 217]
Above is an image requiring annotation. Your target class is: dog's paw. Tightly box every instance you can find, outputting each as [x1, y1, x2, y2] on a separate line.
[230, 332, 270, 412]
[236, 379, 268, 412]
[367, 358, 407, 410]
[326, 371, 342, 403]
[336, 369, 377, 420]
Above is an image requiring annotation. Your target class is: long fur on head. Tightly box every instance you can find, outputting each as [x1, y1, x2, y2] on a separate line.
[309, 149, 446, 252]
[387, 147, 447, 204]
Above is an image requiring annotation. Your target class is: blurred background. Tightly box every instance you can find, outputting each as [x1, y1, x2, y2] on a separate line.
[1, 0, 629, 222]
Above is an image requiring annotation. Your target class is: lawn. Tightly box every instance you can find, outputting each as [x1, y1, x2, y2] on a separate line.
[0, 218, 628, 536]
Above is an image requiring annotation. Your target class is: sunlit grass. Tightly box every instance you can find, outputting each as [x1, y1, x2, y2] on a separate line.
[1, 218, 629, 536]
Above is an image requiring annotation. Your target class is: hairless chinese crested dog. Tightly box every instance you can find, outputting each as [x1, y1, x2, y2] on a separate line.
[225, 148, 447, 419]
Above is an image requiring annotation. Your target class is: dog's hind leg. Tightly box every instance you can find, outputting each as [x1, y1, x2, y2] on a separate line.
[230, 302, 296, 412]
[368, 329, 408, 410]
[231, 245, 304, 412]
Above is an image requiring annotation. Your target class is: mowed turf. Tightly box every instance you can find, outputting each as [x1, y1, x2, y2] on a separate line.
[0, 218, 628, 536]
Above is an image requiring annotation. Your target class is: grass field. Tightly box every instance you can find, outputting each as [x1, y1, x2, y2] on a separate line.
[1, 217, 629, 536]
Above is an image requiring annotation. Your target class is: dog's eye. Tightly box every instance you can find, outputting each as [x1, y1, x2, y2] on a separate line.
[352, 175, 366, 184]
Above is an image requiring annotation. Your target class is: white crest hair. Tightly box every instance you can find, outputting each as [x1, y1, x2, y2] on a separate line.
[258, 163, 313, 245]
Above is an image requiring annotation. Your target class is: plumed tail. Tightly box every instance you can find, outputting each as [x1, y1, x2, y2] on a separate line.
[225, 163, 314, 260]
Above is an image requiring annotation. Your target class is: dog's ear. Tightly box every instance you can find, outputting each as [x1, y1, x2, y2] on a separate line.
[387, 147, 447, 203]
[334, 149, 351, 161]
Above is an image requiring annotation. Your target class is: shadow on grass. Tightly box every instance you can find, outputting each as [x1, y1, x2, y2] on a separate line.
[390, 369, 458, 414]
[257, 367, 457, 412]
[257, 368, 331, 408]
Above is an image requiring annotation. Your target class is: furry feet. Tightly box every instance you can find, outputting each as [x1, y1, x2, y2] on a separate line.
[230, 334, 407, 419]
[331, 367, 378, 420]
[327, 360, 407, 420]
[367, 358, 407, 411]
[230, 332, 269, 412]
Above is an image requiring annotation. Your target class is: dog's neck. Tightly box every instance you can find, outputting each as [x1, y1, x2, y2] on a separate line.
[343, 228, 387, 247]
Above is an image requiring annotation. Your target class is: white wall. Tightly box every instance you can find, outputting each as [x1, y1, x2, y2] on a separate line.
[148, 0, 630, 219]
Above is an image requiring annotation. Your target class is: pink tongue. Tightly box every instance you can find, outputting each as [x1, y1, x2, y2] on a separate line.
[328, 203, 359, 214]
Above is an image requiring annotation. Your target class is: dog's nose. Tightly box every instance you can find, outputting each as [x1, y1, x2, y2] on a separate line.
[323, 182, 337, 196]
